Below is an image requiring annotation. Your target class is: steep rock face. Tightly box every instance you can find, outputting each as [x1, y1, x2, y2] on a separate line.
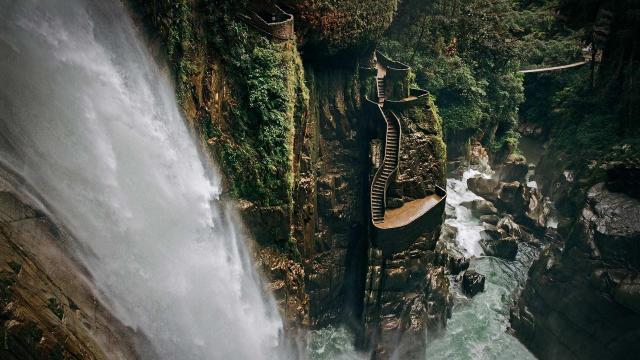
[511, 183, 640, 359]
[0, 176, 145, 360]
[131, 0, 312, 327]
[291, 66, 369, 326]
[365, 98, 450, 358]
[391, 105, 446, 200]
[282, 0, 399, 59]
[132, 4, 450, 355]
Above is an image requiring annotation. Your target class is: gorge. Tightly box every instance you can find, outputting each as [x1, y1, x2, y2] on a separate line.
[1, 0, 639, 359]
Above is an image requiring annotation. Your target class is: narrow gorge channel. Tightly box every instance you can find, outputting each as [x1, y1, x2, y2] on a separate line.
[427, 167, 538, 359]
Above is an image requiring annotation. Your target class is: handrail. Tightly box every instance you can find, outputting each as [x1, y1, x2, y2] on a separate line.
[375, 50, 410, 71]
[368, 100, 401, 226]
[518, 60, 589, 73]
[244, 4, 294, 41]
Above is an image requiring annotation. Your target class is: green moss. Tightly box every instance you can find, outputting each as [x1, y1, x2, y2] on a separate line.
[288, 0, 399, 57]
[131, 1, 307, 208]
[217, 35, 308, 206]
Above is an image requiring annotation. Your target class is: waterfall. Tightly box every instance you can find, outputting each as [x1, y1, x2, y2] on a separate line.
[0, 0, 284, 358]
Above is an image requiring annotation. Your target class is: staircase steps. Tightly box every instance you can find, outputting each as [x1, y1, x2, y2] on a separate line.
[370, 105, 401, 224]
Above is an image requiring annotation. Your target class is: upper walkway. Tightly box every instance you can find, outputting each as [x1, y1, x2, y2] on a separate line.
[244, 3, 294, 41]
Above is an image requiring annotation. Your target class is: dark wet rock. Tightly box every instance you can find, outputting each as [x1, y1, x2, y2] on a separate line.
[450, 256, 470, 275]
[461, 199, 498, 217]
[480, 223, 501, 241]
[434, 240, 469, 276]
[461, 270, 485, 297]
[602, 145, 640, 199]
[467, 176, 500, 202]
[387, 197, 404, 209]
[445, 202, 456, 219]
[495, 159, 529, 183]
[480, 238, 518, 260]
[0, 189, 144, 359]
[511, 183, 640, 359]
[479, 214, 500, 225]
[495, 182, 547, 232]
[440, 223, 458, 243]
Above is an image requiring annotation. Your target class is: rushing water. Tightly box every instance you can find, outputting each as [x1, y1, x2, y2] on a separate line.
[308, 167, 538, 360]
[426, 168, 537, 359]
[0, 1, 284, 359]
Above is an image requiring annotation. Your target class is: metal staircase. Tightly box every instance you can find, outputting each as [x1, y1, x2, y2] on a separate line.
[376, 77, 386, 103]
[370, 106, 401, 224]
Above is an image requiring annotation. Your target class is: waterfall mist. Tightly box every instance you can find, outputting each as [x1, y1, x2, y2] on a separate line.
[0, 0, 284, 358]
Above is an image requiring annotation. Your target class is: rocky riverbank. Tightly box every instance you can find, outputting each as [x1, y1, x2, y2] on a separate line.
[511, 174, 640, 359]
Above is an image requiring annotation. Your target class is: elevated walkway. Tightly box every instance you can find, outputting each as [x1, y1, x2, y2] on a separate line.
[519, 60, 588, 74]
[243, 3, 294, 41]
[367, 51, 447, 255]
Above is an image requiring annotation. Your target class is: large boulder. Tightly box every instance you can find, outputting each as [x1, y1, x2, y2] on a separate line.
[461, 199, 498, 217]
[461, 270, 485, 297]
[480, 238, 518, 260]
[511, 183, 640, 359]
[496, 181, 547, 232]
[467, 176, 500, 202]
[479, 214, 500, 225]
[602, 144, 640, 199]
[495, 158, 529, 183]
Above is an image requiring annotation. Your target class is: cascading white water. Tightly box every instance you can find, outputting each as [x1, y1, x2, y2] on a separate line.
[445, 169, 490, 256]
[427, 167, 536, 359]
[0, 1, 284, 358]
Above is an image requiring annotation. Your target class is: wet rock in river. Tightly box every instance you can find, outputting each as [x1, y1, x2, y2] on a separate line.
[480, 238, 518, 260]
[461, 270, 485, 297]
[479, 214, 500, 225]
[495, 158, 529, 183]
[461, 199, 498, 217]
[467, 176, 500, 202]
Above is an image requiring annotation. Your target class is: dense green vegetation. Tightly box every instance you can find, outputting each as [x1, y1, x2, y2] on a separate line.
[132, 0, 307, 207]
[381, 0, 525, 156]
[284, 0, 399, 58]
[519, 0, 640, 181]
[216, 37, 308, 206]
[379, 0, 590, 159]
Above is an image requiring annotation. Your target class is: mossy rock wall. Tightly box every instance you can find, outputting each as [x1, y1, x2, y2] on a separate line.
[282, 0, 399, 59]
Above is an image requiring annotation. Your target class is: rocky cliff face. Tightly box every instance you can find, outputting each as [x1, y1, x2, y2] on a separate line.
[0, 172, 146, 360]
[130, 0, 449, 355]
[511, 182, 640, 359]
[291, 66, 368, 327]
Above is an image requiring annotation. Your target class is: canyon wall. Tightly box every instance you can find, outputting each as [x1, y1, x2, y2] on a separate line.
[130, 0, 450, 355]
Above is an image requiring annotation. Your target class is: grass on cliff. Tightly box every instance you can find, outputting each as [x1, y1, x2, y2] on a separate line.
[217, 34, 308, 207]
[131, 0, 308, 208]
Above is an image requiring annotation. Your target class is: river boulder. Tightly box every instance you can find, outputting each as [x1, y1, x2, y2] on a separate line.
[467, 176, 500, 202]
[480, 238, 518, 260]
[461, 199, 498, 217]
[495, 158, 529, 183]
[461, 270, 485, 297]
[479, 214, 500, 225]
